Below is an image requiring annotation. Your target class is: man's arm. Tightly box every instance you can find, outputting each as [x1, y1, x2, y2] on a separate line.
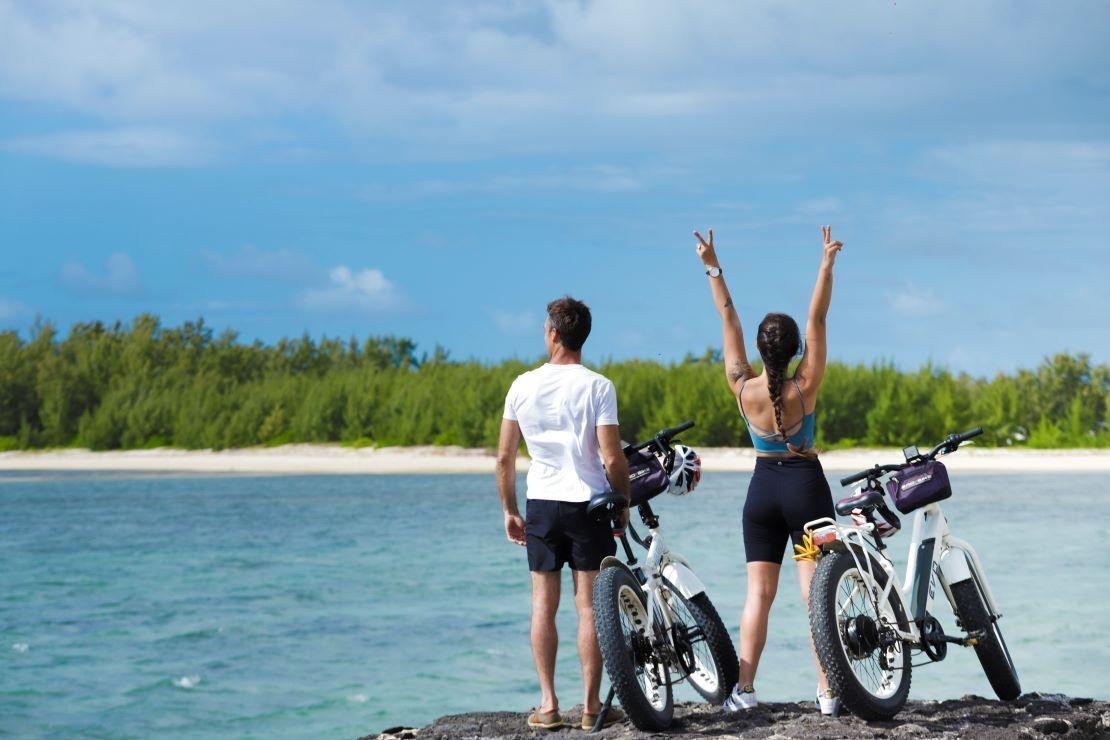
[597, 424, 630, 526]
[497, 418, 526, 546]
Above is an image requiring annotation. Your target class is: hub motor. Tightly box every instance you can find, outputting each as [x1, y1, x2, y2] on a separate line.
[843, 615, 881, 659]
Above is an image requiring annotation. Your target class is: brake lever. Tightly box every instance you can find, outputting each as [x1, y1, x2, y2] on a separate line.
[939, 441, 962, 457]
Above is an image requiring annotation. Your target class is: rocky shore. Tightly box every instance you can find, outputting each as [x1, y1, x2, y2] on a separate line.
[367, 693, 1108, 739]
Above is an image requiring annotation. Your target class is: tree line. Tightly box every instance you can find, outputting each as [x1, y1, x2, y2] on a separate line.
[0, 315, 1106, 451]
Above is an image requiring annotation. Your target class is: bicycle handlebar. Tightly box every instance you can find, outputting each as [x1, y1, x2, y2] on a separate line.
[659, 420, 695, 439]
[838, 426, 984, 487]
[839, 464, 902, 487]
[629, 420, 695, 452]
[950, 426, 983, 445]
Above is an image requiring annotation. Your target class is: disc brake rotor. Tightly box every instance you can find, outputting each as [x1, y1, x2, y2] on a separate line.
[669, 623, 697, 675]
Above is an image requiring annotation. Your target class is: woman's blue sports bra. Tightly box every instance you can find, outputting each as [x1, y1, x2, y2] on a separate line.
[738, 377, 815, 453]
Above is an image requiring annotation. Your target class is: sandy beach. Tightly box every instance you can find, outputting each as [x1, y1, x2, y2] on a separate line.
[1, 444, 1107, 476]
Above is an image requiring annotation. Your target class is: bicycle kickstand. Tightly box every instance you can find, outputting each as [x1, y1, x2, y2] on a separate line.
[589, 685, 616, 734]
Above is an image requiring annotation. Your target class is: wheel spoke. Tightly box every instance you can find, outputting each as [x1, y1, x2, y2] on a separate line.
[657, 584, 719, 695]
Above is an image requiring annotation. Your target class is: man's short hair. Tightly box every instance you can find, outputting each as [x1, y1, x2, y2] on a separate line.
[547, 296, 592, 352]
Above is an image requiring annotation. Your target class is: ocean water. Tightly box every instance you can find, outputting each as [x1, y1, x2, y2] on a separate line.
[1, 470, 1107, 738]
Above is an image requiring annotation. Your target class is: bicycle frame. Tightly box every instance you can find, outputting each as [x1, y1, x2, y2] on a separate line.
[804, 501, 1003, 645]
[599, 513, 708, 654]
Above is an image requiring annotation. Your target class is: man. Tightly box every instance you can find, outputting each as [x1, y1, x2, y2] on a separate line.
[497, 296, 631, 732]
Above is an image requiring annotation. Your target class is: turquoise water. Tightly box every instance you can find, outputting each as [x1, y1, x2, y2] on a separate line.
[1, 470, 1107, 738]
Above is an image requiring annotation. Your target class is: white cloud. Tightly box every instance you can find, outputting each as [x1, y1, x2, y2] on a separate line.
[796, 198, 842, 217]
[361, 164, 648, 201]
[871, 138, 1110, 240]
[298, 266, 398, 313]
[0, 2, 1105, 163]
[0, 296, 31, 321]
[886, 284, 943, 317]
[490, 309, 539, 334]
[60, 252, 142, 295]
[4, 127, 216, 167]
[928, 140, 1110, 184]
[202, 245, 315, 281]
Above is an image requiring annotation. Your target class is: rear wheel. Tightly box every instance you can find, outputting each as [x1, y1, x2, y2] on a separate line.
[951, 578, 1020, 700]
[593, 566, 673, 730]
[657, 581, 738, 704]
[809, 549, 912, 720]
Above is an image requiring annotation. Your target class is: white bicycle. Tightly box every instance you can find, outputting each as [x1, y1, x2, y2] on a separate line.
[588, 421, 738, 732]
[803, 427, 1020, 719]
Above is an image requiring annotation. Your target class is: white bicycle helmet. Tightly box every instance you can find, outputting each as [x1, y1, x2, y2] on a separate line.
[667, 445, 701, 495]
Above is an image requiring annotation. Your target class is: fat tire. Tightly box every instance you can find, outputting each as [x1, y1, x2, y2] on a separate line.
[593, 566, 673, 730]
[950, 579, 1021, 700]
[681, 592, 739, 704]
[809, 549, 912, 720]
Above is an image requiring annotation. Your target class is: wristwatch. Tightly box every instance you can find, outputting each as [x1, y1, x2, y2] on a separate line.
[706, 266, 723, 278]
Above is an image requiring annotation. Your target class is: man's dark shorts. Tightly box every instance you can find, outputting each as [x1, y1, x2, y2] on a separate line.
[525, 499, 617, 572]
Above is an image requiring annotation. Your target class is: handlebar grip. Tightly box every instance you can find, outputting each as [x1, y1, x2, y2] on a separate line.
[952, 426, 984, 443]
[839, 468, 873, 487]
[660, 420, 695, 438]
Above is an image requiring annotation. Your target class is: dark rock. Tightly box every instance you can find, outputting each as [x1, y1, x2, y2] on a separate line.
[366, 695, 1110, 739]
[1031, 716, 1070, 734]
[375, 728, 419, 740]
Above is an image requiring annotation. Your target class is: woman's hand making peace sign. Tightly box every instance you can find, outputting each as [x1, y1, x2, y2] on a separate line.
[694, 229, 719, 268]
[821, 225, 844, 267]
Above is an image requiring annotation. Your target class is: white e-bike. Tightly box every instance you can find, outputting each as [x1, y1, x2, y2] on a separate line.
[589, 421, 739, 732]
[803, 427, 1020, 719]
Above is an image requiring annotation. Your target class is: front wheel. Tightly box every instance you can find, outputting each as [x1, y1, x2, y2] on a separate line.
[593, 566, 673, 730]
[950, 578, 1021, 700]
[657, 581, 738, 704]
[809, 549, 912, 720]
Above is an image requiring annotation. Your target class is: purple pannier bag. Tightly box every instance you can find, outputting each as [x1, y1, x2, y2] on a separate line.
[885, 460, 952, 514]
[627, 448, 670, 506]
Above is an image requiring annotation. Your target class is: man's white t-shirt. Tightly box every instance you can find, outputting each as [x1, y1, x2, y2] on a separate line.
[503, 363, 619, 503]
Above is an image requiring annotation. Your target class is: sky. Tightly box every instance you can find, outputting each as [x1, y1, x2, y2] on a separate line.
[1, 0, 1107, 376]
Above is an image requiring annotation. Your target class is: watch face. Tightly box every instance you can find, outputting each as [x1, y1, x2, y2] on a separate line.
[708, 267, 721, 277]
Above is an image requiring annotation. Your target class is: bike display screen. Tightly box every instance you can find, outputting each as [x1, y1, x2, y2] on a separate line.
[903, 445, 919, 461]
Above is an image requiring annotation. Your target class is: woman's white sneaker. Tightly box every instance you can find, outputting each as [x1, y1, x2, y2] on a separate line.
[816, 687, 840, 716]
[724, 683, 757, 712]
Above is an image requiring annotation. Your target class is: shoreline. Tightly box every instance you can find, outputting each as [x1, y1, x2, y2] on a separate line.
[2, 444, 1108, 475]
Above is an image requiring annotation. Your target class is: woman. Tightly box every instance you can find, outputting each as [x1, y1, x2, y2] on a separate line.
[693, 226, 844, 716]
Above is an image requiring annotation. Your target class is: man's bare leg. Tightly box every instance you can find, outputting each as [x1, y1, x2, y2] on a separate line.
[572, 569, 603, 714]
[531, 571, 562, 713]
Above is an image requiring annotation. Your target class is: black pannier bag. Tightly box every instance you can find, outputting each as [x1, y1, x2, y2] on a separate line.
[626, 448, 670, 506]
[885, 460, 952, 514]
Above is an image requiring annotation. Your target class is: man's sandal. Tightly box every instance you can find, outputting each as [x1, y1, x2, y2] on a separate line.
[580, 706, 625, 731]
[526, 708, 564, 730]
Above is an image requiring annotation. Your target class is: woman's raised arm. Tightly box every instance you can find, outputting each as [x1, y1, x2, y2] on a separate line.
[695, 229, 753, 395]
[796, 225, 844, 393]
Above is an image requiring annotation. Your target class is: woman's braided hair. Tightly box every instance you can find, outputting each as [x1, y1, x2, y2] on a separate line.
[756, 313, 802, 440]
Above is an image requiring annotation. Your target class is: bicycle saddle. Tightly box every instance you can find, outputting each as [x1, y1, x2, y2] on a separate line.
[835, 487, 885, 516]
[587, 491, 629, 523]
